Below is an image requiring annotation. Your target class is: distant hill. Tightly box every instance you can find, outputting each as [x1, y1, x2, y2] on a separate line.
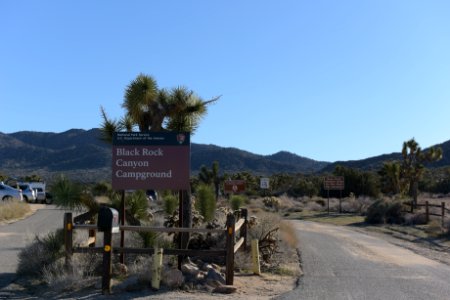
[0, 129, 329, 182]
[321, 140, 450, 172]
[191, 145, 328, 175]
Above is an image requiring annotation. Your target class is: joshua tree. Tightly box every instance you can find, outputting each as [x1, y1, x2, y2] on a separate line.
[401, 138, 442, 208]
[198, 161, 221, 201]
[379, 161, 403, 195]
[101, 73, 219, 141]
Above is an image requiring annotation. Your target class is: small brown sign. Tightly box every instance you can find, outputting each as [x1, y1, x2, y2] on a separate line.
[324, 176, 345, 190]
[224, 180, 246, 194]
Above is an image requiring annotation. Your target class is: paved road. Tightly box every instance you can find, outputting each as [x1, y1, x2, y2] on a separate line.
[277, 221, 450, 300]
[0, 205, 68, 289]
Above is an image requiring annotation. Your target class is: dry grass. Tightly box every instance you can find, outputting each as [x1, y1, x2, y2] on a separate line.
[0, 200, 31, 222]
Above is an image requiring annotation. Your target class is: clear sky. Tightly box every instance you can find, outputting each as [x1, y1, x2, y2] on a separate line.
[2, 1, 450, 162]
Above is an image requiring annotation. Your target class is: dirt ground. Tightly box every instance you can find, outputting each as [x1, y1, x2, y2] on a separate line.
[109, 272, 299, 300]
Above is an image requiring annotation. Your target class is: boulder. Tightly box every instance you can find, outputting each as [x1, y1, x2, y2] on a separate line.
[162, 268, 184, 288]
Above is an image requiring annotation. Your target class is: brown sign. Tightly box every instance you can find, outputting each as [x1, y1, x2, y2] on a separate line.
[112, 132, 190, 190]
[224, 180, 246, 194]
[324, 176, 345, 190]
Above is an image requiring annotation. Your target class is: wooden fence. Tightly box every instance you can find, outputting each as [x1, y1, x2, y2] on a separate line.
[403, 201, 450, 226]
[64, 208, 248, 294]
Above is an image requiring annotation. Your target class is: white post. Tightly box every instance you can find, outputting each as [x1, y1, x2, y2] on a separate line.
[152, 248, 164, 290]
[251, 239, 261, 275]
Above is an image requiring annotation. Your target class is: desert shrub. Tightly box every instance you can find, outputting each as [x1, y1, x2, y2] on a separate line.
[263, 196, 280, 211]
[404, 212, 427, 225]
[286, 204, 303, 213]
[43, 253, 101, 290]
[51, 175, 84, 210]
[357, 196, 375, 215]
[0, 200, 31, 222]
[195, 185, 216, 222]
[425, 220, 443, 237]
[17, 229, 66, 276]
[127, 190, 150, 220]
[365, 199, 404, 224]
[163, 194, 178, 215]
[385, 201, 404, 224]
[365, 200, 388, 224]
[341, 199, 360, 213]
[315, 199, 326, 206]
[304, 201, 323, 211]
[91, 181, 111, 196]
[328, 198, 340, 212]
[248, 213, 281, 264]
[230, 195, 246, 211]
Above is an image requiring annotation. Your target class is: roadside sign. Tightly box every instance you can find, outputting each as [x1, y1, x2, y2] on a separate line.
[112, 132, 190, 190]
[260, 178, 270, 189]
[224, 180, 246, 194]
[324, 176, 345, 190]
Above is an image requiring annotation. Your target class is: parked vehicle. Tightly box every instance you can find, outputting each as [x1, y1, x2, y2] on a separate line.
[45, 192, 53, 204]
[34, 187, 46, 203]
[146, 190, 158, 202]
[18, 184, 37, 203]
[0, 182, 23, 201]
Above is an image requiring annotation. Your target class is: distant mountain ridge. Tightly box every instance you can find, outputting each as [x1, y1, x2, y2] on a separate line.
[1, 129, 449, 182]
[0, 129, 329, 181]
[322, 139, 450, 172]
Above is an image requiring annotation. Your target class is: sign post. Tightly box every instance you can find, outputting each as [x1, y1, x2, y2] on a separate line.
[323, 176, 345, 214]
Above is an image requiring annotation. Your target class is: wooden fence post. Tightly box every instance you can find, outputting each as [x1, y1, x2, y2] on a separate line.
[102, 229, 113, 295]
[240, 208, 248, 251]
[425, 201, 429, 224]
[64, 212, 73, 272]
[442, 202, 445, 228]
[88, 229, 96, 248]
[225, 213, 236, 285]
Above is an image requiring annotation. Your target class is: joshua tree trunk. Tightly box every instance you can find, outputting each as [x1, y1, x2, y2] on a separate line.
[411, 180, 419, 209]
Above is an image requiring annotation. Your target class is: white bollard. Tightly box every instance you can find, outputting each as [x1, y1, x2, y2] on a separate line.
[251, 239, 261, 275]
[152, 248, 164, 290]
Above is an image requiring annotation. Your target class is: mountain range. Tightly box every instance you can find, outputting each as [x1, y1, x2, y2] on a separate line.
[0, 128, 449, 182]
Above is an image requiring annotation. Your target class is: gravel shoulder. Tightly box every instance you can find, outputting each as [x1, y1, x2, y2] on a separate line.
[350, 224, 450, 266]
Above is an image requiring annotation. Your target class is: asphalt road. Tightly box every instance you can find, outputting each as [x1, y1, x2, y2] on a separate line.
[277, 221, 450, 300]
[0, 205, 68, 289]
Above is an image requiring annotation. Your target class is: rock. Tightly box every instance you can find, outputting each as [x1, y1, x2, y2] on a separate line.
[112, 263, 128, 276]
[205, 268, 226, 287]
[162, 268, 184, 288]
[195, 271, 206, 283]
[181, 261, 200, 276]
[213, 285, 237, 294]
[200, 263, 214, 272]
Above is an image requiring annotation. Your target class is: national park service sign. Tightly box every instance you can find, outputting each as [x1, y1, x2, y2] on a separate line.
[112, 132, 190, 190]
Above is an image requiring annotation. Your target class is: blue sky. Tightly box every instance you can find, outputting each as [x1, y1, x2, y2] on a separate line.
[1, 1, 450, 162]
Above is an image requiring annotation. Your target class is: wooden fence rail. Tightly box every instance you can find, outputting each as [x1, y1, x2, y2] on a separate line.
[402, 201, 449, 226]
[64, 208, 248, 294]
